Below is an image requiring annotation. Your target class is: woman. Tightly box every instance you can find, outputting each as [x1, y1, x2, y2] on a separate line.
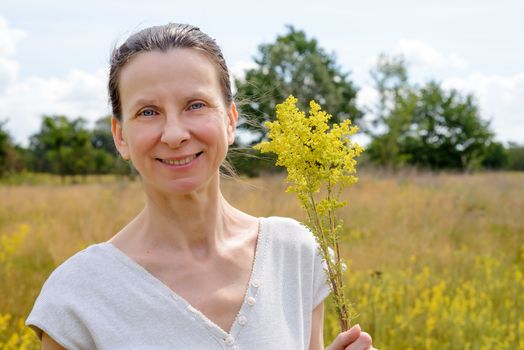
[26, 23, 373, 350]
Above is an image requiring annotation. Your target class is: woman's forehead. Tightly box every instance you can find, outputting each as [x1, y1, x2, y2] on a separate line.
[118, 49, 223, 104]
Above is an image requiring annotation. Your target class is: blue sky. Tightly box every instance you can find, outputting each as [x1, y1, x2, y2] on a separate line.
[1, 0, 523, 146]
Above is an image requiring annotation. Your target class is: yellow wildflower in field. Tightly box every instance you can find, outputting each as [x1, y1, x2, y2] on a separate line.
[254, 95, 364, 330]
[322, 254, 524, 349]
[0, 224, 30, 281]
[0, 224, 29, 264]
[0, 315, 39, 350]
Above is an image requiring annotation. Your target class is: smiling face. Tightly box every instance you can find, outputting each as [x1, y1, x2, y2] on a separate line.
[112, 48, 238, 195]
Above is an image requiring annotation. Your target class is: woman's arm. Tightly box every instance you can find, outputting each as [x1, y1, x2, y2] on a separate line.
[42, 332, 67, 350]
[309, 302, 325, 349]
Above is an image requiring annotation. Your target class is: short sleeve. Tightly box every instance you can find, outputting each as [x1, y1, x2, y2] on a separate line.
[25, 264, 97, 349]
[312, 244, 331, 307]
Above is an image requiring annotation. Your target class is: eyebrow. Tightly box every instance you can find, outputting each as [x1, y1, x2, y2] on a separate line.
[128, 98, 159, 110]
[124, 88, 219, 114]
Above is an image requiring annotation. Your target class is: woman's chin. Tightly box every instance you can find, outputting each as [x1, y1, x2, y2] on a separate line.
[146, 175, 219, 197]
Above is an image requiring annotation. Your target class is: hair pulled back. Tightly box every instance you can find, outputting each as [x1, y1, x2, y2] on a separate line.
[108, 23, 233, 121]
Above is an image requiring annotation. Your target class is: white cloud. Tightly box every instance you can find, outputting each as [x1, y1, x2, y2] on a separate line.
[356, 85, 379, 111]
[0, 18, 26, 56]
[362, 39, 470, 86]
[443, 73, 524, 144]
[0, 57, 20, 91]
[0, 17, 109, 146]
[0, 68, 110, 146]
[230, 60, 257, 81]
[394, 39, 468, 70]
[0, 18, 26, 92]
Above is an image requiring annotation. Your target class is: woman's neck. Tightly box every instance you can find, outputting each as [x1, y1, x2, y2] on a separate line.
[132, 176, 240, 258]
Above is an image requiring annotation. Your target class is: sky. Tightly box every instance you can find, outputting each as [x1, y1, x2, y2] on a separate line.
[0, 0, 523, 146]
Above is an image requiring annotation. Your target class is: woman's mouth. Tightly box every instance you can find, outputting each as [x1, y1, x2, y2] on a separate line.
[157, 152, 203, 166]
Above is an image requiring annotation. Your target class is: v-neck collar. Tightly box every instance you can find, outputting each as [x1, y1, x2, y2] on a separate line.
[98, 217, 269, 343]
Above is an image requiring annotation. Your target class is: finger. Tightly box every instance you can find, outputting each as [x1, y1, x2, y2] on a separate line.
[344, 332, 372, 350]
[329, 324, 361, 349]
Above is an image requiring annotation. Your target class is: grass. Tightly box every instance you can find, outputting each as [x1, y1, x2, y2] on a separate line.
[1, 170, 523, 349]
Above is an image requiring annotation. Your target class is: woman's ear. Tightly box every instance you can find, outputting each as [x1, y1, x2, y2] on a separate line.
[227, 102, 239, 145]
[111, 117, 130, 160]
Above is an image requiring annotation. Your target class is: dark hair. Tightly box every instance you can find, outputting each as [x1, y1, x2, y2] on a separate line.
[108, 23, 233, 121]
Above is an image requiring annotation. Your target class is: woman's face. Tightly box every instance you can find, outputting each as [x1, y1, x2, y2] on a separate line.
[112, 48, 237, 195]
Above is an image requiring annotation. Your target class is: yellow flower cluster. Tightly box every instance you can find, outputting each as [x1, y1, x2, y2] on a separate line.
[255, 95, 364, 330]
[255, 95, 363, 206]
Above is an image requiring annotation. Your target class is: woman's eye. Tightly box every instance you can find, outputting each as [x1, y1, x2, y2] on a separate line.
[139, 109, 157, 117]
[188, 102, 205, 110]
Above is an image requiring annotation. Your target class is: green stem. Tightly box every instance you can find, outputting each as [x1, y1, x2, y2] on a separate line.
[308, 190, 348, 331]
[327, 180, 350, 330]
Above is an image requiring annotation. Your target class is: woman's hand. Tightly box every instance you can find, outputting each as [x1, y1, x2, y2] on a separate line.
[325, 324, 375, 350]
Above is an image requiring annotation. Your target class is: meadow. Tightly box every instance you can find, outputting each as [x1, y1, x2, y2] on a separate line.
[0, 171, 523, 349]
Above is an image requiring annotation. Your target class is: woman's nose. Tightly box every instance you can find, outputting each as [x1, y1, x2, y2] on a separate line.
[160, 114, 191, 147]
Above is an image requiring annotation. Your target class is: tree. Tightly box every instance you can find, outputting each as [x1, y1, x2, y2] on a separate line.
[370, 54, 410, 126]
[367, 55, 495, 171]
[91, 115, 130, 174]
[30, 116, 97, 177]
[0, 122, 11, 177]
[235, 26, 362, 144]
[506, 142, 524, 170]
[0, 121, 12, 176]
[366, 54, 416, 168]
[398, 82, 493, 170]
[0, 121, 26, 177]
[481, 141, 508, 169]
[92, 116, 116, 154]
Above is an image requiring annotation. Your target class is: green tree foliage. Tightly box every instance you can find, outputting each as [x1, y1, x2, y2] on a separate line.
[366, 54, 416, 168]
[91, 116, 114, 174]
[506, 143, 524, 170]
[481, 141, 508, 169]
[233, 26, 362, 176]
[92, 116, 115, 154]
[29, 116, 97, 176]
[91, 115, 130, 174]
[401, 82, 493, 170]
[0, 121, 26, 177]
[370, 54, 410, 126]
[235, 25, 362, 143]
[0, 123, 11, 176]
[0, 121, 12, 177]
[28, 115, 132, 176]
[367, 55, 495, 171]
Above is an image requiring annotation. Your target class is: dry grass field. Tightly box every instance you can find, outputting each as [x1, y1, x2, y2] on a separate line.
[1, 171, 523, 349]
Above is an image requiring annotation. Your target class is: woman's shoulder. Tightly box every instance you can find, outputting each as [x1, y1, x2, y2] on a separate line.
[26, 243, 112, 347]
[262, 216, 317, 249]
[262, 215, 306, 230]
[40, 243, 112, 292]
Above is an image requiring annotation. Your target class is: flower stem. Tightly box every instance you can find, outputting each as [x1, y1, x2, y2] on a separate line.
[308, 189, 349, 331]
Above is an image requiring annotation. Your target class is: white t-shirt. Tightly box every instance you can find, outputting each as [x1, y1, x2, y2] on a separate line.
[26, 216, 331, 349]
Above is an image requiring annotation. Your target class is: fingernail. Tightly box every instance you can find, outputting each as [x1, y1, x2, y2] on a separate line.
[350, 324, 361, 331]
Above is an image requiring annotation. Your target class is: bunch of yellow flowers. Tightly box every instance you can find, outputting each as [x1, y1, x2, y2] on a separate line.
[254, 95, 364, 331]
